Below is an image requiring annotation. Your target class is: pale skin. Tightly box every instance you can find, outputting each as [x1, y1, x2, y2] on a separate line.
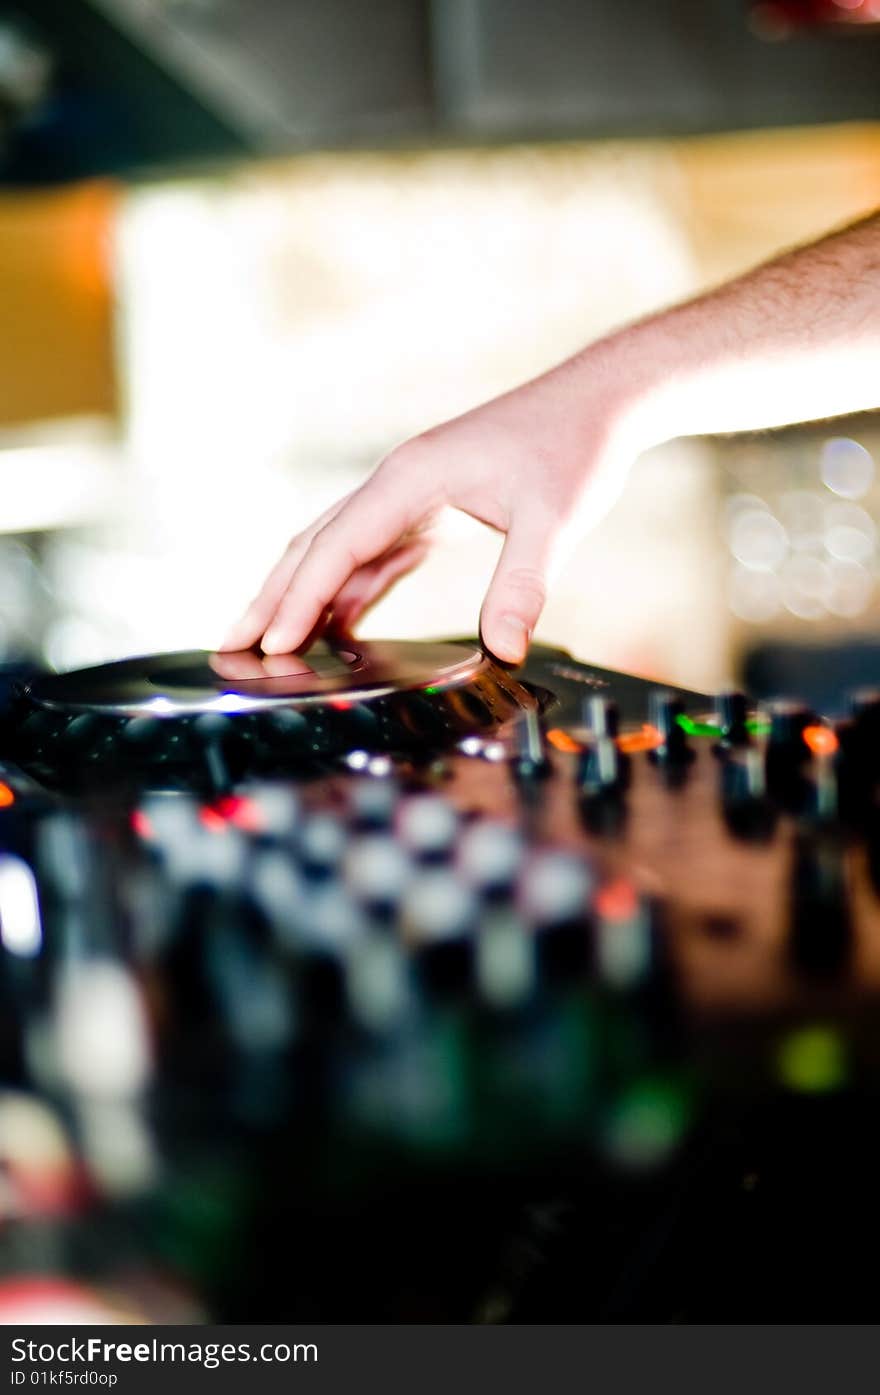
[222, 212, 880, 665]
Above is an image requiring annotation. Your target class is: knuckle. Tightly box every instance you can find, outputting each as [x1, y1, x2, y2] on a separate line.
[501, 565, 547, 611]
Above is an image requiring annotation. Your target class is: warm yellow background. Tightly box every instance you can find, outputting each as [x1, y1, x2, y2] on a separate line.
[0, 180, 118, 429]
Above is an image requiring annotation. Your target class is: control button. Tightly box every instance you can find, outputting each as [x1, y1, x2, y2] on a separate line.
[765, 700, 814, 811]
[648, 691, 693, 767]
[714, 690, 749, 748]
[401, 868, 477, 944]
[578, 736, 628, 799]
[583, 695, 620, 740]
[241, 784, 300, 841]
[519, 850, 592, 928]
[721, 748, 776, 841]
[789, 831, 851, 979]
[250, 847, 305, 950]
[403, 868, 477, 997]
[298, 813, 346, 882]
[192, 713, 237, 794]
[347, 776, 397, 832]
[345, 933, 410, 1035]
[476, 902, 535, 1011]
[594, 879, 654, 992]
[510, 709, 551, 781]
[396, 794, 458, 863]
[457, 820, 523, 901]
[343, 834, 411, 921]
[519, 849, 592, 980]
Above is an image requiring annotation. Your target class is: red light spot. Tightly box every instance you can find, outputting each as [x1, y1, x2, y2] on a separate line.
[617, 723, 663, 755]
[803, 725, 839, 758]
[596, 878, 639, 923]
[215, 795, 264, 832]
[199, 806, 227, 833]
[130, 809, 153, 840]
[546, 728, 582, 753]
[0, 782, 15, 808]
[330, 699, 352, 711]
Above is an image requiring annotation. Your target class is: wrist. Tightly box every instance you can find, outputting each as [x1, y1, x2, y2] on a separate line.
[577, 316, 696, 456]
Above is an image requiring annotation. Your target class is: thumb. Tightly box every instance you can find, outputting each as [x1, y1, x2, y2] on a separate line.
[479, 515, 557, 664]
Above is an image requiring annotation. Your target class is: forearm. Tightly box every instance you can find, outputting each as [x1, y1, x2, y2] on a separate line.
[578, 211, 880, 450]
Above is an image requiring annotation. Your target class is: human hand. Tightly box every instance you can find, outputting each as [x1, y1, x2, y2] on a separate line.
[221, 341, 648, 664]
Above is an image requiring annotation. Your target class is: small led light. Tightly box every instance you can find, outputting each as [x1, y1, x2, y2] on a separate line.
[595, 877, 639, 924]
[802, 725, 838, 758]
[210, 692, 252, 713]
[367, 755, 392, 777]
[129, 809, 154, 841]
[676, 715, 722, 738]
[0, 782, 15, 808]
[198, 805, 228, 833]
[345, 750, 370, 770]
[214, 795, 263, 832]
[617, 724, 663, 755]
[458, 736, 483, 756]
[776, 1026, 846, 1094]
[0, 855, 42, 958]
[546, 728, 582, 753]
[482, 741, 506, 762]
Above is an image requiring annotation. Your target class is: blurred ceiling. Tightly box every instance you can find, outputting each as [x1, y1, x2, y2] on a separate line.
[4, 0, 880, 183]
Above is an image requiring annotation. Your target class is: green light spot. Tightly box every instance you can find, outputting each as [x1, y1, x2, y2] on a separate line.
[746, 719, 771, 736]
[676, 714, 722, 738]
[424, 686, 439, 694]
[603, 1076, 691, 1169]
[776, 1026, 847, 1094]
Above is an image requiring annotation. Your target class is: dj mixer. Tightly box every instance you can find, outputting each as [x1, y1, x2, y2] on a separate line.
[1, 636, 880, 1321]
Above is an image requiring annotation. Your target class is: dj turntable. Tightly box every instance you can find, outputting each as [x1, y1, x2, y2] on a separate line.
[1, 635, 880, 1321]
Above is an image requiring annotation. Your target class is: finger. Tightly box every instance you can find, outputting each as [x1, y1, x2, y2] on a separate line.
[329, 537, 430, 633]
[220, 491, 354, 651]
[479, 512, 557, 664]
[262, 479, 434, 654]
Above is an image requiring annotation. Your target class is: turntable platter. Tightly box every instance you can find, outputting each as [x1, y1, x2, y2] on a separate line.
[23, 639, 493, 716]
[9, 639, 537, 792]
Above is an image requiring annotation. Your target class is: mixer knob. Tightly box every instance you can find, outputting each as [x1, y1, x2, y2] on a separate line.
[594, 879, 656, 993]
[476, 902, 535, 1011]
[345, 932, 411, 1034]
[396, 793, 458, 864]
[343, 833, 411, 921]
[648, 691, 693, 766]
[120, 716, 164, 756]
[720, 748, 776, 840]
[298, 813, 346, 882]
[583, 695, 619, 740]
[193, 713, 238, 795]
[250, 847, 305, 951]
[765, 700, 813, 811]
[839, 691, 880, 823]
[242, 784, 300, 841]
[510, 709, 551, 781]
[851, 688, 880, 730]
[714, 690, 749, 748]
[347, 776, 398, 832]
[519, 849, 593, 980]
[578, 736, 628, 799]
[789, 831, 851, 979]
[457, 820, 523, 901]
[403, 868, 477, 997]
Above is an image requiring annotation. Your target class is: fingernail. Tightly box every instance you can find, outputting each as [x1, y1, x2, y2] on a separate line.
[495, 614, 530, 662]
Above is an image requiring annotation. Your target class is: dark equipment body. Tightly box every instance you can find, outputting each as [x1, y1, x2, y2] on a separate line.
[0, 637, 877, 1321]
